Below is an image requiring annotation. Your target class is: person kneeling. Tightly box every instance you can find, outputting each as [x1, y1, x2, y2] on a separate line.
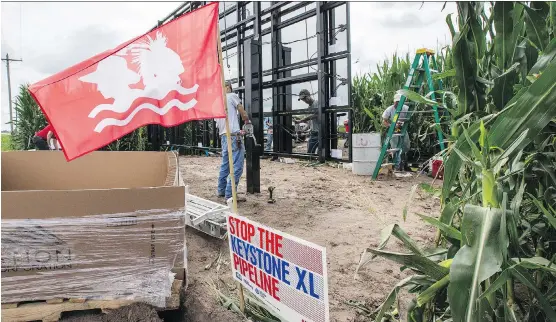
[33, 124, 54, 150]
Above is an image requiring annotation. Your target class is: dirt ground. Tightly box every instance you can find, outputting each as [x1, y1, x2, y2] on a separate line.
[58, 148, 440, 322]
[180, 153, 441, 322]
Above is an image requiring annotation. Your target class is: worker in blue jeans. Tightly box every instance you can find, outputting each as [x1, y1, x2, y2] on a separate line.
[264, 118, 273, 151]
[215, 81, 251, 203]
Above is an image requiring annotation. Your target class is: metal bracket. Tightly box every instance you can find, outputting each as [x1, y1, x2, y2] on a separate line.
[242, 123, 261, 147]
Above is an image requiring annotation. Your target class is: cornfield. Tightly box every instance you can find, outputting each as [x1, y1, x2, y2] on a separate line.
[103, 126, 147, 152]
[357, 2, 556, 321]
[10, 84, 48, 150]
[352, 46, 456, 160]
[8, 84, 148, 152]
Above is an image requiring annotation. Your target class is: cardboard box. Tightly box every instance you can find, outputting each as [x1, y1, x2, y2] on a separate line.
[1, 151, 187, 306]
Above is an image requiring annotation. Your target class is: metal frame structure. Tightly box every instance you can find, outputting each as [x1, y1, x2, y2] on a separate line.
[150, 1, 352, 194]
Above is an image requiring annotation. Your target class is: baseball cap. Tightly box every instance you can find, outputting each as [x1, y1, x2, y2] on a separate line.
[298, 89, 311, 101]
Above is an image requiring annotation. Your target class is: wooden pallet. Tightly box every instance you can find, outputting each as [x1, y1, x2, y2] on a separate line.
[1, 279, 183, 322]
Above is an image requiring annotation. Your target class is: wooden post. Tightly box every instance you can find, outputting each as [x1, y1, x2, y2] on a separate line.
[216, 20, 246, 313]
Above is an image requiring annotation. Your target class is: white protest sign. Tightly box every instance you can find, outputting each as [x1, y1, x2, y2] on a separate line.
[226, 213, 329, 322]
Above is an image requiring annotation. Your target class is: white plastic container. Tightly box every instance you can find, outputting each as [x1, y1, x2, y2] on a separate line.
[331, 149, 343, 159]
[351, 132, 381, 176]
[352, 133, 381, 148]
[353, 146, 380, 161]
[353, 161, 378, 175]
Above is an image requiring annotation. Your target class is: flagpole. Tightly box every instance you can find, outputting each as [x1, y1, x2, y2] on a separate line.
[216, 20, 246, 313]
[216, 11, 238, 215]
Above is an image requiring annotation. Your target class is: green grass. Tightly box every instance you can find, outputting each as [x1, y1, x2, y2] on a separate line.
[1, 134, 13, 151]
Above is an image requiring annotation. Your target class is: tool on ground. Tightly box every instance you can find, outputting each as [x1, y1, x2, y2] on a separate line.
[267, 186, 276, 204]
[242, 123, 260, 147]
[372, 48, 447, 179]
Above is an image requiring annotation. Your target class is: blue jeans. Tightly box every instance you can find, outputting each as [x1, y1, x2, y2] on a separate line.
[218, 134, 245, 199]
[265, 132, 273, 151]
[307, 132, 319, 154]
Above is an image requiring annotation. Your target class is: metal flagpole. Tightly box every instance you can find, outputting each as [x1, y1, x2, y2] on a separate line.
[216, 20, 246, 312]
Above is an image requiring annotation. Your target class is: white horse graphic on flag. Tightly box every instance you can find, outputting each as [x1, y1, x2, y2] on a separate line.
[79, 31, 199, 133]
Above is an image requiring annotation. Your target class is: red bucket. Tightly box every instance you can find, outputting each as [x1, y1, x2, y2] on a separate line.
[431, 159, 444, 179]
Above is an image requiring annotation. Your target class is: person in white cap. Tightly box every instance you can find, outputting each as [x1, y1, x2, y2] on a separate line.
[382, 91, 411, 171]
[295, 89, 319, 154]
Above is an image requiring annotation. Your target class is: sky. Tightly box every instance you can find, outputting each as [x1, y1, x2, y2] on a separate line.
[0, 1, 457, 132]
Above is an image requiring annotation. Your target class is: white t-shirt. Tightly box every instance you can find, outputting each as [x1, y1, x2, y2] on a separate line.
[382, 104, 409, 122]
[215, 93, 242, 136]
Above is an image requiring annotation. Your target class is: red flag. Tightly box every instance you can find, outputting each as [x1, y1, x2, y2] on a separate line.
[29, 3, 224, 161]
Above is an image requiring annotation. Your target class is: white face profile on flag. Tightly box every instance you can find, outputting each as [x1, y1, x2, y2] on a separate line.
[79, 32, 200, 133]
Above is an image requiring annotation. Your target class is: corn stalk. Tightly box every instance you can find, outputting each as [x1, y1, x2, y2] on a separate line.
[10, 84, 48, 150]
[358, 2, 556, 321]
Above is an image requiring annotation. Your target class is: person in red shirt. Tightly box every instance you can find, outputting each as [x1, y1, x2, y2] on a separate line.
[343, 119, 350, 148]
[33, 124, 54, 150]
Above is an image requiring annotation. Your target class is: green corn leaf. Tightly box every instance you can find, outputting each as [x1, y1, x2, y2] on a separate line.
[452, 25, 477, 116]
[529, 38, 556, 76]
[398, 89, 440, 107]
[366, 248, 450, 280]
[510, 257, 556, 274]
[500, 193, 509, 260]
[374, 275, 433, 322]
[478, 269, 510, 300]
[443, 59, 556, 202]
[416, 273, 450, 307]
[507, 177, 525, 252]
[530, 152, 556, 187]
[492, 66, 519, 111]
[523, 5, 549, 52]
[478, 120, 487, 151]
[418, 183, 441, 197]
[493, 62, 521, 80]
[378, 224, 424, 255]
[476, 76, 494, 86]
[439, 198, 459, 225]
[416, 213, 462, 241]
[546, 281, 556, 298]
[432, 68, 456, 80]
[492, 129, 529, 170]
[530, 196, 556, 230]
[493, 2, 513, 68]
[452, 147, 481, 171]
[356, 224, 423, 274]
[551, 2, 556, 39]
[446, 13, 456, 38]
[447, 205, 505, 322]
[462, 127, 484, 167]
[510, 266, 556, 320]
[469, 8, 487, 58]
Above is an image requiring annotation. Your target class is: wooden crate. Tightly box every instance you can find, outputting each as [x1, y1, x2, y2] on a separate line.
[1, 279, 183, 322]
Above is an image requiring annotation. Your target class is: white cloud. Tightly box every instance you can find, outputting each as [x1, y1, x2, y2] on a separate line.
[1, 1, 457, 131]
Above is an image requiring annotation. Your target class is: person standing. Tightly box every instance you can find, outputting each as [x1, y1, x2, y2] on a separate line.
[215, 81, 251, 203]
[343, 119, 350, 148]
[382, 91, 411, 171]
[295, 89, 319, 154]
[264, 117, 273, 151]
[33, 123, 54, 150]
